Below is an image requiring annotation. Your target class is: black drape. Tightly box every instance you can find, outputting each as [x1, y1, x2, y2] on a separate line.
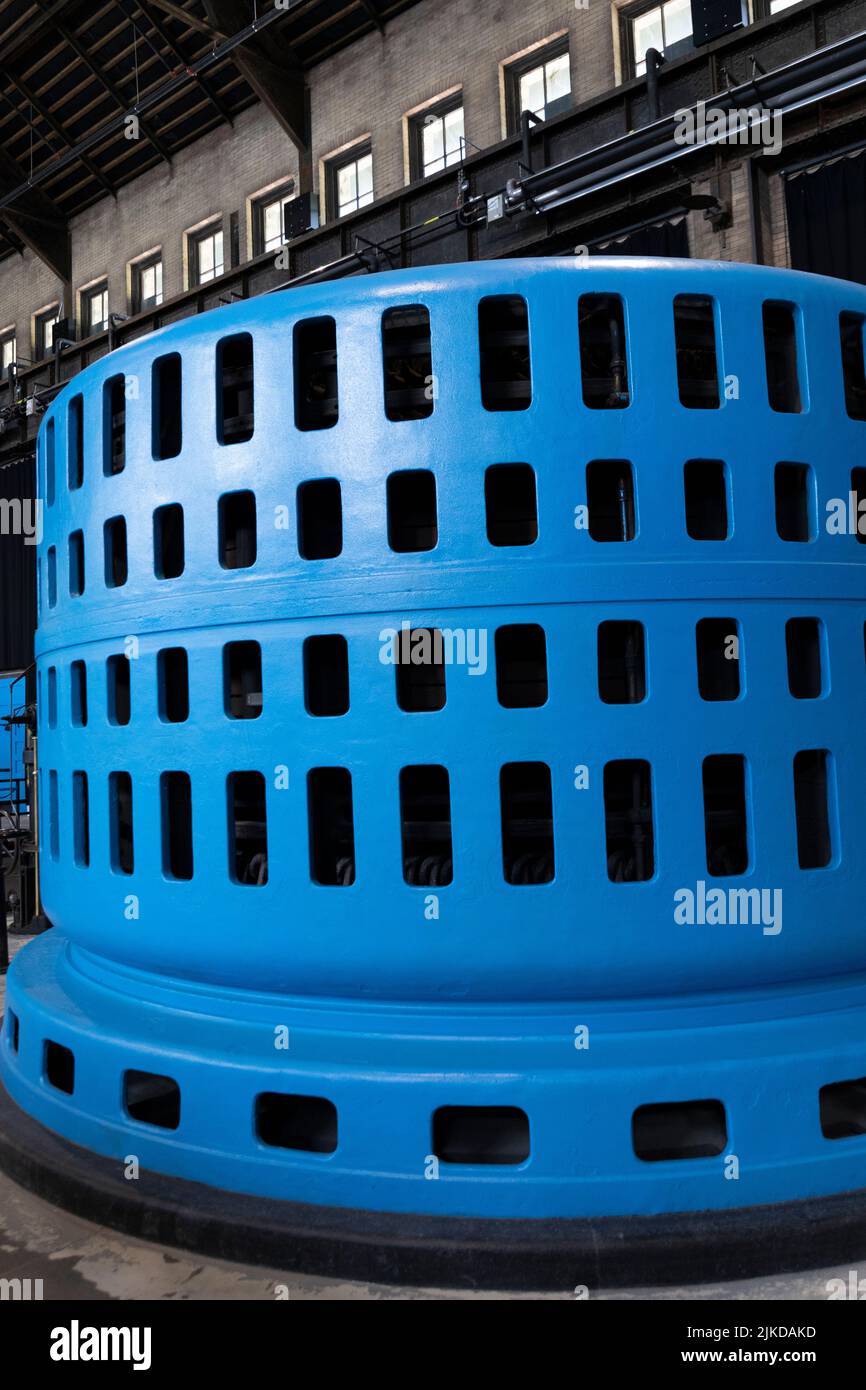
[785, 150, 866, 284]
[592, 218, 690, 258]
[0, 457, 37, 674]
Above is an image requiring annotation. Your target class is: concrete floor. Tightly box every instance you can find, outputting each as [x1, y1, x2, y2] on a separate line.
[0, 934, 855, 1301]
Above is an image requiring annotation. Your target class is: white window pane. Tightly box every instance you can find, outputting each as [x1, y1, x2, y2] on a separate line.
[213, 231, 224, 275]
[199, 237, 214, 276]
[338, 162, 357, 213]
[520, 66, 546, 118]
[155, 263, 163, 304]
[663, 0, 692, 46]
[545, 53, 571, 104]
[356, 154, 373, 199]
[423, 116, 445, 172]
[633, 8, 663, 67]
[263, 200, 282, 249]
[444, 106, 465, 162]
[770, 0, 798, 9]
[44, 319, 56, 350]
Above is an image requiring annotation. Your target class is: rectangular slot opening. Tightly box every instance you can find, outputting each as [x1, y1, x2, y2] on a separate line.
[382, 305, 433, 420]
[794, 749, 832, 870]
[586, 460, 635, 542]
[495, 624, 548, 708]
[840, 312, 866, 421]
[255, 1093, 337, 1153]
[124, 1070, 181, 1130]
[109, 770, 134, 875]
[684, 460, 728, 540]
[433, 1106, 530, 1165]
[224, 640, 262, 720]
[395, 627, 446, 711]
[304, 634, 349, 717]
[632, 1099, 727, 1161]
[294, 316, 338, 430]
[47, 546, 57, 608]
[45, 1040, 75, 1095]
[297, 478, 342, 559]
[104, 516, 128, 588]
[158, 647, 189, 724]
[399, 764, 453, 886]
[49, 768, 59, 859]
[228, 771, 268, 886]
[775, 462, 814, 542]
[68, 394, 84, 490]
[217, 332, 254, 444]
[762, 301, 802, 413]
[500, 761, 554, 885]
[68, 530, 84, 596]
[45, 416, 55, 506]
[673, 295, 720, 409]
[820, 1076, 866, 1139]
[484, 463, 537, 547]
[597, 620, 646, 704]
[47, 666, 57, 728]
[152, 352, 182, 459]
[702, 753, 748, 876]
[107, 654, 131, 726]
[70, 660, 88, 726]
[103, 374, 126, 475]
[153, 503, 185, 579]
[696, 618, 740, 701]
[578, 293, 629, 409]
[603, 759, 654, 882]
[72, 770, 89, 867]
[161, 771, 193, 881]
[7, 1010, 18, 1053]
[308, 768, 356, 886]
[387, 469, 438, 552]
[478, 295, 531, 411]
[786, 617, 823, 699]
[218, 490, 257, 569]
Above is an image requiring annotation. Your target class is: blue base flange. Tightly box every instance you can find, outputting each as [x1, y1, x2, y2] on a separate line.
[3, 931, 866, 1224]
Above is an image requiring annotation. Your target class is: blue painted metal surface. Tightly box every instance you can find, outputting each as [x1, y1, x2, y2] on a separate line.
[3, 257, 866, 1219]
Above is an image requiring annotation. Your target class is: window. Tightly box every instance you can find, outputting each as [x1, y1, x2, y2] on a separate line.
[35, 305, 61, 359]
[411, 100, 465, 179]
[189, 222, 224, 286]
[254, 182, 295, 255]
[0, 331, 15, 373]
[625, 0, 693, 78]
[507, 42, 571, 129]
[82, 283, 109, 336]
[133, 256, 163, 313]
[329, 146, 373, 219]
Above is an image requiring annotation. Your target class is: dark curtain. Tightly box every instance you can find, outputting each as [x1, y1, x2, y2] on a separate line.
[785, 151, 866, 284]
[0, 457, 36, 674]
[592, 218, 690, 258]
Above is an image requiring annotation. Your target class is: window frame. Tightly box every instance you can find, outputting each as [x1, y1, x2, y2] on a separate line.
[189, 220, 225, 287]
[326, 143, 374, 221]
[133, 254, 164, 313]
[81, 282, 109, 338]
[35, 304, 61, 360]
[0, 329, 16, 374]
[252, 180, 296, 256]
[504, 37, 571, 133]
[620, 0, 695, 80]
[409, 97, 466, 181]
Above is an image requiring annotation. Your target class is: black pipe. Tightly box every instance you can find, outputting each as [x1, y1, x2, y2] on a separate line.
[646, 47, 663, 122]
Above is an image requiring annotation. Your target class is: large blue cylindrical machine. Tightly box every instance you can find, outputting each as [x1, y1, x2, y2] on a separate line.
[2, 258, 866, 1284]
